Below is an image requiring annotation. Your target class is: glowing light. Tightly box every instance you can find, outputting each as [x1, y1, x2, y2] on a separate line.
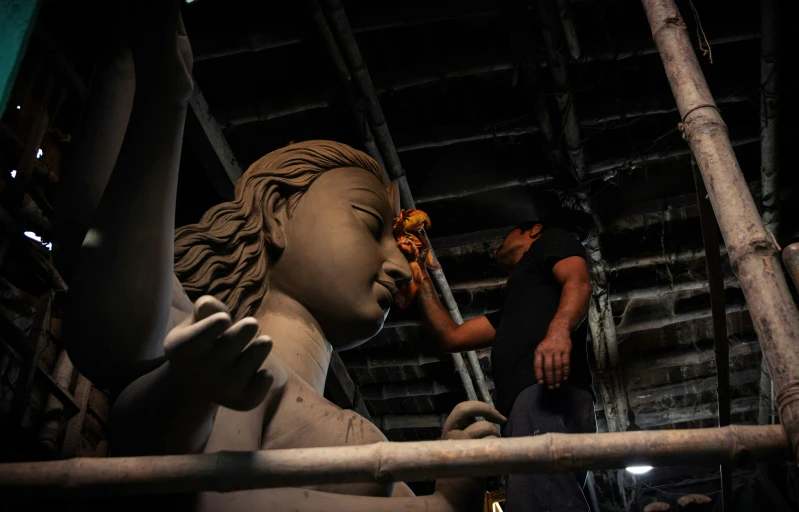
[10, 170, 17, 178]
[36, 148, 43, 159]
[23, 231, 52, 251]
[24, 231, 43, 243]
[16, 105, 20, 110]
[82, 229, 103, 249]
[625, 466, 653, 475]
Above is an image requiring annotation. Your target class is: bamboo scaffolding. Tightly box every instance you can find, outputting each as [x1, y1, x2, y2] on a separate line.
[692, 159, 733, 507]
[782, 244, 799, 290]
[0, 425, 788, 499]
[537, 0, 586, 180]
[759, 0, 781, 430]
[641, 0, 799, 460]
[318, 0, 492, 405]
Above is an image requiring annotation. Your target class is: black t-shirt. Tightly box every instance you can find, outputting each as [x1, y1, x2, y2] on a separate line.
[487, 228, 594, 417]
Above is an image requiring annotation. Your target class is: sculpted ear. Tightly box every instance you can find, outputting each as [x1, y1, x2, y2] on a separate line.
[263, 184, 287, 253]
[387, 179, 401, 216]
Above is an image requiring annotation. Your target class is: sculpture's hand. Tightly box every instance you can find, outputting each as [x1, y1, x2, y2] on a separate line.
[440, 400, 505, 440]
[435, 401, 506, 511]
[164, 296, 274, 411]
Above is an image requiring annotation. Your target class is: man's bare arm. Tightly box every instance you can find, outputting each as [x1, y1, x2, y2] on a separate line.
[534, 256, 592, 389]
[549, 256, 592, 333]
[417, 271, 496, 353]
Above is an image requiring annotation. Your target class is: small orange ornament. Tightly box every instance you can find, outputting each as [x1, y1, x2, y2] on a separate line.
[393, 209, 433, 308]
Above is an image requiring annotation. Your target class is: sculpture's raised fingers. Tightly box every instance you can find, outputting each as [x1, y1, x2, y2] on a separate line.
[443, 401, 506, 434]
[207, 317, 260, 363]
[194, 295, 230, 321]
[461, 421, 501, 440]
[228, 338, 273, 393]
[229, 369, 274, 411]
[164, 311, 231, 359]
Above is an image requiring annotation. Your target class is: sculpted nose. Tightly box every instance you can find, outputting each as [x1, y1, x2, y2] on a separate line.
[384, 247, 413, 288]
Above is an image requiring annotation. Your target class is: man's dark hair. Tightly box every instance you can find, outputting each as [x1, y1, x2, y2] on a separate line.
[506, 210, 595, 245]
[511, 220, 543, 234]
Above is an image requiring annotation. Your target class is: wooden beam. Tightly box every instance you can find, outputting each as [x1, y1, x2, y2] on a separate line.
[597, 396, 758, 432]
[616, 304, 747, 335]
[60, 374, 91, 458]
[185, 83, 243, 200]
[644, 338, 760, 369]
[626, 369, 759, 409]
[9, 292, 52, 424]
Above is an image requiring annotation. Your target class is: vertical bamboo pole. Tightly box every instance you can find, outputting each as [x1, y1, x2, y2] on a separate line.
[319, 0, 492, 406]
[641, 0, 799, 460]
[758, 0, 781, 429]
[692, 159, 732, 509]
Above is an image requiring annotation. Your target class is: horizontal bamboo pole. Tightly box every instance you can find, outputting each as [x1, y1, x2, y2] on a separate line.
[0, 426, 788, 499]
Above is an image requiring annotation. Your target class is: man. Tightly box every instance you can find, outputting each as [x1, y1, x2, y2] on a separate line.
[416, 219, 596, 512]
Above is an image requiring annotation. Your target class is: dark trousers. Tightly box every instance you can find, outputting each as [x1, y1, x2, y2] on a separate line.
[502, 383, 597, 512]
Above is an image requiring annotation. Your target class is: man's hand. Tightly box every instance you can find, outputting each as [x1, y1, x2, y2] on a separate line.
[534, 328, 571, 389]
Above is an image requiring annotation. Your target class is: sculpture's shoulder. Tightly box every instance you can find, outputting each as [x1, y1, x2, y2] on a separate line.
[262, 370, 386, 449]
[326, 398, 387, 447]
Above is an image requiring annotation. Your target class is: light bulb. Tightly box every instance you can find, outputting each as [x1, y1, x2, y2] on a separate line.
[625, 465, 653, 475]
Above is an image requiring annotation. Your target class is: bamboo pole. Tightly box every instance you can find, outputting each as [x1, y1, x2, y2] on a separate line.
[782, 243, 799, 290]
[692, 159, 733, 508]
[537, 0, 586, 180]
[760, 0, 780, 234]
[579, 201, 631, 433]
[309, 1, 386, 175]
[0, 425, 788, 499]
[317, 0, 492, 405]
[758, 0, 781, 430]
[641, 0, 799, 461]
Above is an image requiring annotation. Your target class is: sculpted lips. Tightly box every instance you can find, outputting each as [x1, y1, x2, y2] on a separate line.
[375, 279, 398, 308]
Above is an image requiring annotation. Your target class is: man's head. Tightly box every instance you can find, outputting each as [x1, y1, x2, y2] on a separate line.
[494, 221, 545, 271]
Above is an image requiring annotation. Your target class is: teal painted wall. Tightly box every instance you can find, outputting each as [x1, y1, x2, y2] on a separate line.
[0, 0, 41, 114]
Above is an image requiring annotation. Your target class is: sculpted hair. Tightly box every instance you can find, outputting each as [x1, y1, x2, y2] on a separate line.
[174, 140, 385, 321]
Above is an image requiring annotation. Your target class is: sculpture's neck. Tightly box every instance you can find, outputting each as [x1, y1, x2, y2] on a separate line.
[254, 290, 331, 394]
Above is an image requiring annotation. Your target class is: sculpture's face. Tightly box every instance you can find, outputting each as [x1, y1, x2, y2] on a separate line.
[270, 167, 412, 349]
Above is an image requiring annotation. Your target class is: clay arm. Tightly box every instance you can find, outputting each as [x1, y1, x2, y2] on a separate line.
[111, 291, 275, 456]
[416, 269, 496, 353]
[199, 487, 456, 512]
[67, 2, 194, 390]
[200, 401, 504, 512]
[534, 256, 592, 389]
